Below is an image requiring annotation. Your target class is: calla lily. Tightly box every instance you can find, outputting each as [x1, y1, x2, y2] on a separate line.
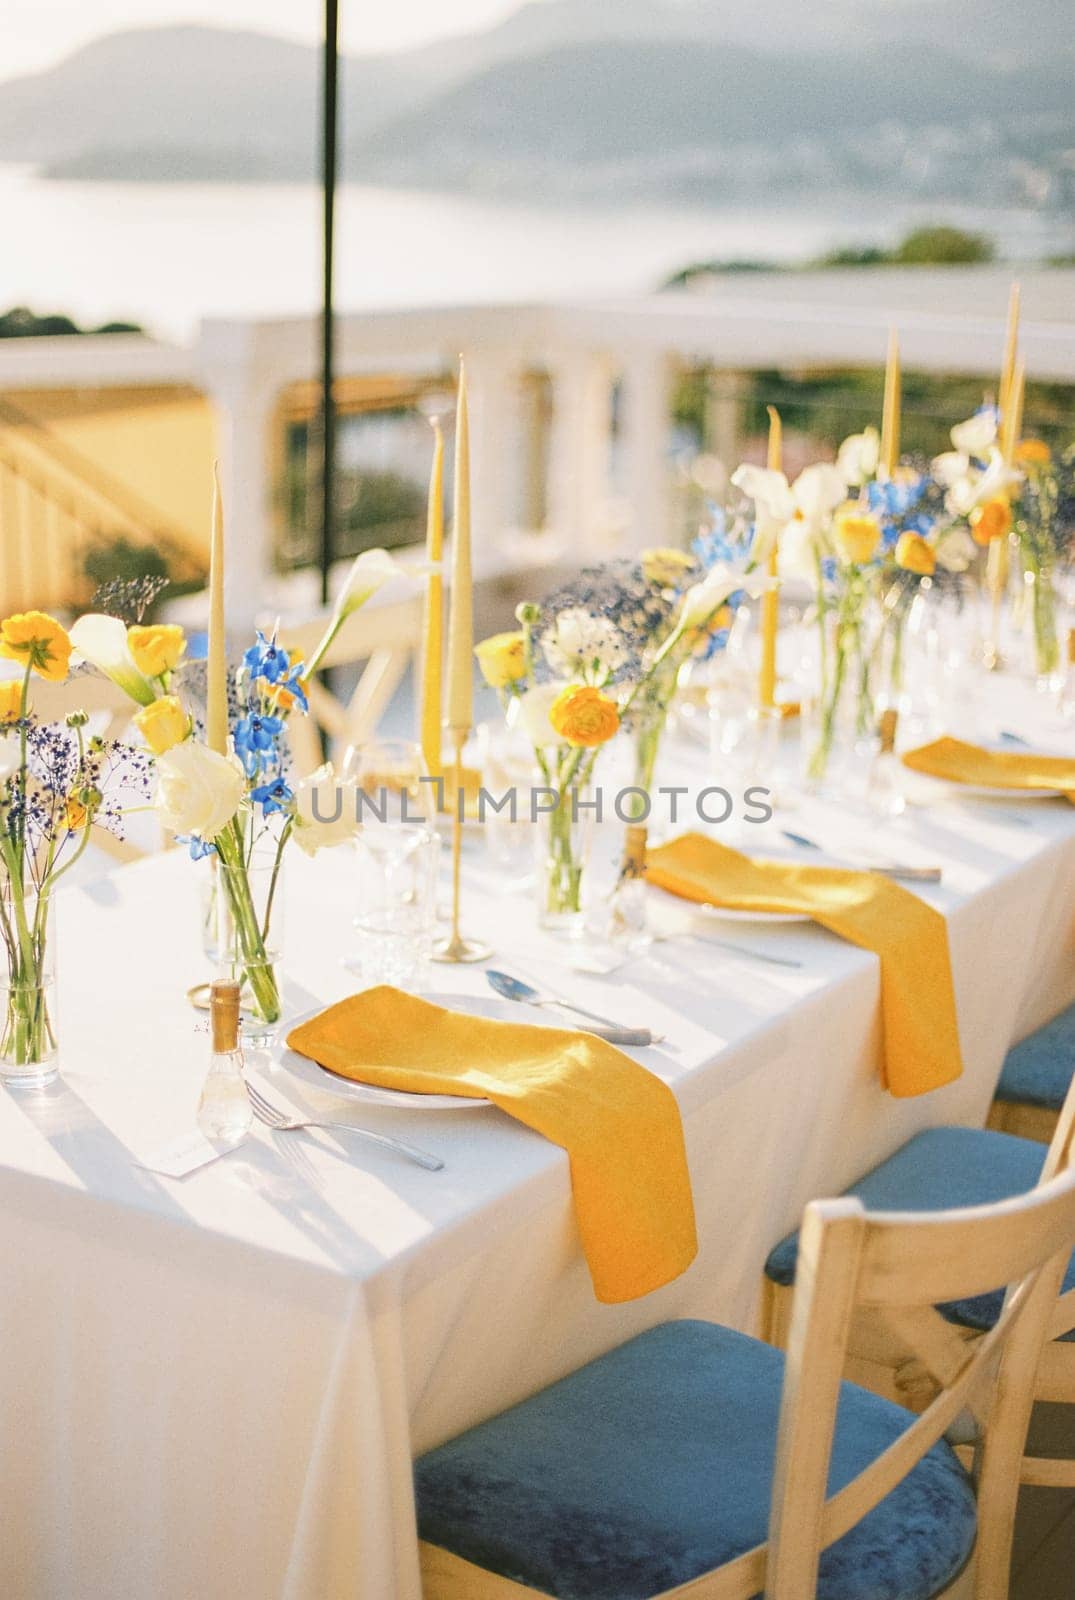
[68, 614, 156, 706]
[304, 548, 406, 678]
[950, 409, 997, 460]
[508, 681, 564, 748]
[679, 561, 772, 631]
[733, 461, 846, 576]
[931, 451, 969, 490]
[836, 427, 880, 487]
[945, 448, 1022, 517]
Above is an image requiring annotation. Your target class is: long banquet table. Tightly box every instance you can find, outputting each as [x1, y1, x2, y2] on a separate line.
[3, 722, 1075, 1600]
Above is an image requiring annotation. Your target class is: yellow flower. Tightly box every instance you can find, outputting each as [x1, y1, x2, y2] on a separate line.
[0, 612, 71, 682]
[832, 508, 882, 565]
[134, 694, 190, 755]
[894, 532, 936, 577]
[970, 497, 1012, 547]
[548, 685, 620, 748]
[641, 547, 694, 587]
[0, 680, 24, 722]
[1016, 438, 1051, 467]
[64, 796, 89, 831]
[127, 624, 186, 679]
[474, 631, 527, 689]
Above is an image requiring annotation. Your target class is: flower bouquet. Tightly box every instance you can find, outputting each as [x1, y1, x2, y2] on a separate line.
[475, 552, 767, 933]
[74, 549, 402, 1028]
[0, 610, 152, 1083]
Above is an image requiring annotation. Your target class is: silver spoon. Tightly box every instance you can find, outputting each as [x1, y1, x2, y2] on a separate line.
[486, 970, 658, 1046]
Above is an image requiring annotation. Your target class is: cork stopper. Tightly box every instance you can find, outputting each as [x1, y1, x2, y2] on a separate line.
[622, 824, 649, 879]
[878, 707, 899, 755]
[1067, 627, 1075, 666]
[210, 980, 241, 1053]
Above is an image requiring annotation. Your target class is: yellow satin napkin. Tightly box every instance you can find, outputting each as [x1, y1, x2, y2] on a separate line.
[902, 736, 1075, 799]
[287, 987, 698, 1304]
[645, 833, 962, 1099]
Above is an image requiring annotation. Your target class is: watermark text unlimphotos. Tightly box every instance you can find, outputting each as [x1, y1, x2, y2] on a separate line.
[311, 779, 774, 828]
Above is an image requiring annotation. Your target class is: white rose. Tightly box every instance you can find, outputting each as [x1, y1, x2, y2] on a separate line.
[541, 609, 627, 681]
[155, 742, 244, 841]
[292, 762, 360, 855]
[931, 451, 970, 489]
[836, 427, 880, 487]
[509, 682, 565, 749]
[950, 410, 997, 459]
[933, 526, 978, 573]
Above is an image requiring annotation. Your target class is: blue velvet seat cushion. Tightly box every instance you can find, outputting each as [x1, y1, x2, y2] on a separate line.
[765, 1127, 1075, 1341]
[415, 1320, 976, 1600]
[996, 1001, 1075, 1109]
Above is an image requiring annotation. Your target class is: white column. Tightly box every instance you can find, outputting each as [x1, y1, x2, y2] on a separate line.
[196, 320, 278, 634]
[621, 348, 672, 554]
[462, 350, 518, 565]
[546, 352, 616, 556]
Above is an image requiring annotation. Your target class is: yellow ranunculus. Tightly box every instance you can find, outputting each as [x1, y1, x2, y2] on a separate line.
[641, 547, 694, 587]
[894, 532, 936, 577]
[474, 631, 527, 689]
[970, 497, 1012, 547]
[127, 623, 186, 678]
[0, 680, 24, 722]
[1016, 438, 1051, 467]
[0, 612, 71, 682]
[548, 685, 620, 748]
[832, 509, 882, 566]
[65, 795, 90, 831]
[134, 694, 190, 755]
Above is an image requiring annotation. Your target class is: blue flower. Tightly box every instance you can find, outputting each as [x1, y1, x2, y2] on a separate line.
[233, 711, 285, 776]
[274, 661, 308, 713]
[251, 776, 293, 817]
[243, 631, 293, 685]
[178, 833, 216, 860]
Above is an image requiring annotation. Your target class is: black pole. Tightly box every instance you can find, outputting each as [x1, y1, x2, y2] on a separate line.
[319, 0, 339, 607]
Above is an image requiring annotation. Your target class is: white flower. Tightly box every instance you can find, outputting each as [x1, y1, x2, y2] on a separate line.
[931, 451, 969, 490]
[733, 461, 845, 575]
[836, 427, 881, 487]
[155, 742, 244, 841]
[933, 526, 978, 573]
[292, 762, 361, 855]
[950, 409, 997, 459]
[945, 448, 1022, 517]
[679, 562, 771, 630]
[69, 614, 156, 706]
[0, 738, 19, 786]
[332, 548, 404, 621]
[541, 609, 627, 681]
[509, 682, 565, 748]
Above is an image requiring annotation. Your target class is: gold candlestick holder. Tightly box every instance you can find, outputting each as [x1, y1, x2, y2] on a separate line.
[432, 728, 492, 964]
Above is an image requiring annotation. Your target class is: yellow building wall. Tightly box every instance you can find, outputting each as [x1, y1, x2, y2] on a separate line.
[2, 384, 215, 562]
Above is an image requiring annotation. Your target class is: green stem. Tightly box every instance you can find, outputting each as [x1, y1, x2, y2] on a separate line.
[214, 817, 282, 1025]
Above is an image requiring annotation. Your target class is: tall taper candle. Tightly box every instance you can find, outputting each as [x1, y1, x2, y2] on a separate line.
[206, 463, 228, 755]
[446, 361, 473, 732]
[420, 419, 445, 776]
[999, 281, 1020, 421]
[758, 405, 782, 709]
[879, 328, 900, 477]
[1001, 359, 1025, 470]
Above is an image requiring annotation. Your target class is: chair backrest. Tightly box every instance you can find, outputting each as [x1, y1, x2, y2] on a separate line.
[757, 1094, 1075, 1600]
[279, 592, 423, 776]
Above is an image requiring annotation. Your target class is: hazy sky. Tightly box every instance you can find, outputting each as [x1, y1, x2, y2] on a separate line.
[4, 0, 527, 78]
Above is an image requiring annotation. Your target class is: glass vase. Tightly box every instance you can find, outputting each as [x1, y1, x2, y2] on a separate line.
[1023, 560, 1061, 682]
[535, 785, 594, 937]
[805, 591, 876, 788]
[0, 890, 59, 1087]
[204, 858, 285, 1037]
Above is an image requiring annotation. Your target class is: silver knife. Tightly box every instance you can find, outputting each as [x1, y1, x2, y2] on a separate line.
[780, 830, 942, 883]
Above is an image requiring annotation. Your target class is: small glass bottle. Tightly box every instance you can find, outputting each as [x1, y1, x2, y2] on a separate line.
[197, 979, 252, 1145]
[866, 707, 906, 818]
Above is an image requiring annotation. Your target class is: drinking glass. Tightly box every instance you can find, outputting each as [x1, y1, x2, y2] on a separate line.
[340, 738, 436, 829]
[349, 825, 440, 992]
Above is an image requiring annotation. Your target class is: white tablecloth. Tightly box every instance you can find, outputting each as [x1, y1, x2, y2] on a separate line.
[3, 711, 1075, 1599]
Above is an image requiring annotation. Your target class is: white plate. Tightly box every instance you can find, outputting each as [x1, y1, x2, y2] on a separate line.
[275, 992, 593, 1111]
[952, 783, 1063, 801]
[699, 906, 811, 926]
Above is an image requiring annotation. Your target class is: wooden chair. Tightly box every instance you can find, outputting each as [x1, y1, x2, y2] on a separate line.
[764, 1068, 1075, 1492]
[415, 1114, 1075, 1600]
[278, 593, 423, 777]
[987, 999, 1075, 1144]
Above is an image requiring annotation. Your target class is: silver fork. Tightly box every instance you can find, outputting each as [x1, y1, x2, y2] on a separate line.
[246, 1082, 445, 1172]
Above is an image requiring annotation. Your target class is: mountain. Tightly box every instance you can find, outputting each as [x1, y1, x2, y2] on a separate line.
[0, 8, 1071, 206]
